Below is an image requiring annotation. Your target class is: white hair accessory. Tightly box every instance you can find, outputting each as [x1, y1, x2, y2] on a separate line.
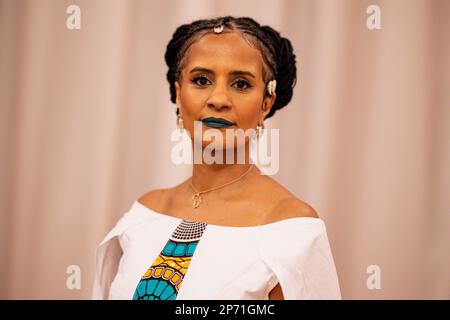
[214, 24, 224, 33]
[267, 79, 277, 96]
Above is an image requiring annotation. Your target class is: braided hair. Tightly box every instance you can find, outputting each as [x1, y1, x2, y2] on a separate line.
[165, 16, 297, 120]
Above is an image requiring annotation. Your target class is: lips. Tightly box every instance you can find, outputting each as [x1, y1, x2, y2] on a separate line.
[201, 117, 236, 128]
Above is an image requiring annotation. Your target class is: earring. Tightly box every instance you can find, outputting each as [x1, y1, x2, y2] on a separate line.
[177, 114, 184, 132]
[256, 122, 265, 139]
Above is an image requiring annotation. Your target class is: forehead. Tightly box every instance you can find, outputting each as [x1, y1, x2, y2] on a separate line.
[182, 32, 264, 77]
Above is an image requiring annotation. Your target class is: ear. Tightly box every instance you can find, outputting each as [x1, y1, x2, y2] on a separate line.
[175, 81, 181, 110]
[260, 92, 276, 122]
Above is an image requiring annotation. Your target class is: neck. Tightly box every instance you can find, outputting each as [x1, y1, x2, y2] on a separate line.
[190, 145, 260, 193]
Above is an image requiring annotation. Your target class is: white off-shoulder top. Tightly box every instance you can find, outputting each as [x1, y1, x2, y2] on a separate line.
[92, 200, 341, 300]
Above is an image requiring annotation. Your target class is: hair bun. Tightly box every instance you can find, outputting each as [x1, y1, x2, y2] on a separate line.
[260, 26, 297, 119]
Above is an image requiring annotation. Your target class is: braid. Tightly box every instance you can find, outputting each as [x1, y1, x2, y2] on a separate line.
[165, 16, 297, 119]
[260, 26, 297, 119]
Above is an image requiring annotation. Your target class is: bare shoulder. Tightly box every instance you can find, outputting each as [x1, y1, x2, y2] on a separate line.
[270, 196, 320, 220]
[257, 177, 319, 222]
[137, 178, 189, 213]
[137, 188, 170, 212]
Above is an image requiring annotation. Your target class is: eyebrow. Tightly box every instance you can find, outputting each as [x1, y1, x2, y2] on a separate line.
[189, 67, 256, 79]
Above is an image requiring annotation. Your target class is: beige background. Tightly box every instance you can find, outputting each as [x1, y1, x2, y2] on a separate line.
[0, 0, 449, 299]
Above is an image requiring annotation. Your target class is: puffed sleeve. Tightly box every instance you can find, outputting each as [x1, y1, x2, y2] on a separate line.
[91, 202, 149, 299]
[255, 218, 341, 300]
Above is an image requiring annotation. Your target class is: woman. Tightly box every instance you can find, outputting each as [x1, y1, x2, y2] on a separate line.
[92, 16, 341, 300]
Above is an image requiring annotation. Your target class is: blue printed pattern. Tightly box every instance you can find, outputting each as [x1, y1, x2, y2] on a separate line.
[132, 220, 207, 300]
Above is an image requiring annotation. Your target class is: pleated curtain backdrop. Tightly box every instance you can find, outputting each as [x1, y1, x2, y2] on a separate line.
[0, 0, 449, 299]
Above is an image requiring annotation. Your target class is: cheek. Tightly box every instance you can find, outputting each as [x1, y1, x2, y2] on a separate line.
[182, 87, 206, 106]
[234, 96, 262, 128]
[179, 87, 206, 124]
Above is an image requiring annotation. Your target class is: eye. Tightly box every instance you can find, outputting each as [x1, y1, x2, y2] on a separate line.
[232, 79, 252, 90]
[191, 75, 211, 87]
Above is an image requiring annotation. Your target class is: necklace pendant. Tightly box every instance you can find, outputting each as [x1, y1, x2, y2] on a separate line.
[192, 193, 202, 208]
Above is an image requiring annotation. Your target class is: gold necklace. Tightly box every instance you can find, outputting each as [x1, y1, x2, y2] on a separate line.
[189, 164, 255, 209]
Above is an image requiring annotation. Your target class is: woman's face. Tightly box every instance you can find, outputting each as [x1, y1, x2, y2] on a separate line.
[175, 32, 276, 153]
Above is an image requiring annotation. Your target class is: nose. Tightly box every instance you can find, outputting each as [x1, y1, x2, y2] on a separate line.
[206, 84, 232, 110]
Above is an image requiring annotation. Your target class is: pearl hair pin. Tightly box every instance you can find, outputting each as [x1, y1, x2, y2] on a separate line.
[214, 24, 224, 33]
[267, 79, 277, 96]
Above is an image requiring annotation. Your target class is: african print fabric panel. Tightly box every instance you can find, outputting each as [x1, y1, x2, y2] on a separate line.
[132, 220, 207, 300]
